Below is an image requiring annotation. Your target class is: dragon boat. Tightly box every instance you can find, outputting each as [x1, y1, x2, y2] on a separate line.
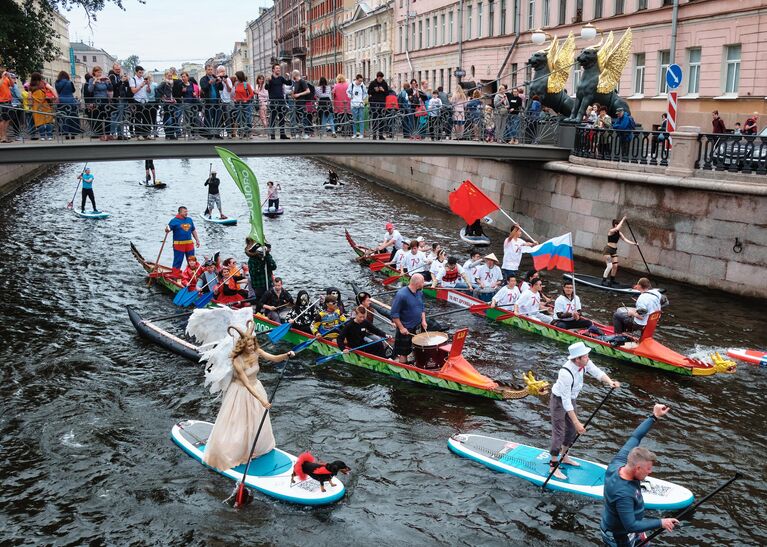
[345, 230, 730, 377]
[130, 243, 537, 400]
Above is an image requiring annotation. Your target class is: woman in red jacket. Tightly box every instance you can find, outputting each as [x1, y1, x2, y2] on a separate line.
[233, 71, 254, 138]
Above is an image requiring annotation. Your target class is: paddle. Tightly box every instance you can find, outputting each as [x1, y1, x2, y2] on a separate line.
[315, 337, 388, 365]
[426, 303, 492, 320]
[381, 266, 428, 286]
[625, 219, 652, 278]
[290, 319, 352, 354]
[232, 354, 293, 508]
[369, 261, 390, 272]
[66, 163, 88, 209]
[204, 163, 212, 217]
[541, 387, 615, 490]
[173, 263, 204, 305]
[635, 473, 742, 547]
[266, 297, 322, 344]
[147, 232, 170, 288]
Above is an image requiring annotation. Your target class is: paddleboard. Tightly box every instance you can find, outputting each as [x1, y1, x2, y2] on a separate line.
[264, 207, 284, 218]
[563, 273, 667, 295]
[324, 183, 344, 190]
[73, 209, 110, 220]
[200, 214, 237, 226]
[141, 181, 167, 189]
[726, 348, 767, 367]
[448, 433, 694, 510]
[171, 420, 345, 506]
[459, 227, 491, 246]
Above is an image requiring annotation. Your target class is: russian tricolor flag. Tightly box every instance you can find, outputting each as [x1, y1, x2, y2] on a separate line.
[522, 233, 574, 272]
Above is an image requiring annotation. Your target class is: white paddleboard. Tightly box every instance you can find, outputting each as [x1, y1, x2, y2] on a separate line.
[171, 420, 345, 506]
[459, 227, 491, 246]
[73, 209, 110, 220]
[200, 214, 237, 226]
[448, 433, 694, 510]
[726, 348, 767, 367]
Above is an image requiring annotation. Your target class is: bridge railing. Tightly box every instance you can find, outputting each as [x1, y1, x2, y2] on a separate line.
[572, 126, 670, 166]
[695, 132, 767, 175]
[0, 100, 561, 146]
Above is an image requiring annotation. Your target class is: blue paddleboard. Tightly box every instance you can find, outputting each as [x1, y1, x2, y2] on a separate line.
[448, 433, 693, 510]
[73, 209, 110, 220]
[171, 420, 345, 506]
[200, 214, 237, 226]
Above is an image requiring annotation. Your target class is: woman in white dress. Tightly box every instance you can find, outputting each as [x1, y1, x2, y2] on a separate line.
[203, 321, 294, 471]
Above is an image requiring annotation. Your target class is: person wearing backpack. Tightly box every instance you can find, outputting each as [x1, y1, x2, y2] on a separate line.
[347, 74, 367, 139]
[612, 107, 635, 155]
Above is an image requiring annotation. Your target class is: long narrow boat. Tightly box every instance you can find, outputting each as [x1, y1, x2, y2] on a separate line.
[130, 243, 534, 400]
[345, 230, 728, 376]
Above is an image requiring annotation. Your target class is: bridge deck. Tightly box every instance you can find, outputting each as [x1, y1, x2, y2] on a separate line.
[0, 139, 570, 164]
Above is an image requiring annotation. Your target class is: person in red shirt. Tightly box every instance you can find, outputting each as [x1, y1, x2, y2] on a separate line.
[743, 112, 759, 135]
[384, 89, 399, 138]
[232, 71, 254, 138]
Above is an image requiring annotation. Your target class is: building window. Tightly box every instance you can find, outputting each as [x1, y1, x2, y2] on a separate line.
[412, 22, 416, 49]
[92, 55, 97, 62]
[638, 0, 647, 10]
[500, 0, 507, 34]
[525, 64, 532, 83]
[558, 0, 566, 25]
[399, 25, 403, 53]
[478, 2, 483, 38]
[434, 16, 438, 45]
[441, 14, 446, 44]
[467, 4, 473, 40]
[633, 53, 645, 95]
[511, 62, 518, 87]
[658, 50, 670, 94]
[440, 68, 444, 89]
[615, 0, 624, 15]
[594, 0, 602, 18]
[513, 0, 519, 33]
[543, 0, 550, 26]
[489, 1, 495, 36]
[528, 0, 534, 29]
[449, 11, 454, 42]
[573, 66, 582, 95]
[724, 44, 741, 94]
[418, 20, 423, 48]
[426, 17, 430, 46]
[687, 47, 701, 95]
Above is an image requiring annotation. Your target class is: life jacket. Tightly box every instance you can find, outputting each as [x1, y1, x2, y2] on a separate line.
[312, 310, 346, 338]
[441, 266, 461, 283]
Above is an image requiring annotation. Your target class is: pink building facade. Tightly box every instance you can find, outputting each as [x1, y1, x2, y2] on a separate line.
[393, 0, 767, 130]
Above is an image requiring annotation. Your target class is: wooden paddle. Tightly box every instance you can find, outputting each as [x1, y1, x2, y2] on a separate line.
[147, 232, 170, 288]
[635, 473, 742, 547]
[425, 303, 492, 320]
[66, 162, 88, 209]
[369, 261, 390, 272]
[625, 219, 652, 277]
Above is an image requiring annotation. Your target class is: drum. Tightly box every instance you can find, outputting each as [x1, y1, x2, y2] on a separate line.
[412, 331, 449, 369]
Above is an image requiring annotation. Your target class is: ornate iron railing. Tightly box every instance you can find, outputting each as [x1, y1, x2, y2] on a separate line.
[695, 132, 767, 175]
[572, 126, 670, 167]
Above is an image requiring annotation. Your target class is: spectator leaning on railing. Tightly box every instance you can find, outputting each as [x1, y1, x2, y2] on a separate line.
[265, 63, 290, 140]
[0, 68, 13, 143]
[711, 110, 727, 134]
[332, 74, 350, 137]
[55, 70, 81, 138]
[130, 66, 153, 140]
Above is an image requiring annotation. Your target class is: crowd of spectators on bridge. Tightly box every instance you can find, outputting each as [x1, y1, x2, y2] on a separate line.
[0, 63, 568, 145]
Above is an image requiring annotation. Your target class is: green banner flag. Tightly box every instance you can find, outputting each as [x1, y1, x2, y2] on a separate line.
[214, 147, 265, 245]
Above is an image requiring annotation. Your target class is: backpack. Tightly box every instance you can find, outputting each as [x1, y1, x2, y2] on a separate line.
[398, 90, 410, 108]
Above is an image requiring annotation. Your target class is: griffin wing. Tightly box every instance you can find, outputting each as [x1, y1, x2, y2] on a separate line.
[597, 28, 633, 93]
[545, 36, 559, 73]
[596, 31, 615, 71]
[548, 32, 575, 93]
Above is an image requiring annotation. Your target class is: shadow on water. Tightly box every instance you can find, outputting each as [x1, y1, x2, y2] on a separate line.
[0, 157, 764, 545]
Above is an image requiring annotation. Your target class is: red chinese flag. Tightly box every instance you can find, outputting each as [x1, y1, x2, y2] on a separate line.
[448, 180, 499, 224]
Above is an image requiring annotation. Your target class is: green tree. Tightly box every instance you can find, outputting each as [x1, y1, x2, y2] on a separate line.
[120, 54, 140, 73]
[0, 0, 142, 80]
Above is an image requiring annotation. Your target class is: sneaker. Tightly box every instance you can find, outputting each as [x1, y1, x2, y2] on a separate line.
[302, 134, 309, 139]
[379, 136, 386, 141]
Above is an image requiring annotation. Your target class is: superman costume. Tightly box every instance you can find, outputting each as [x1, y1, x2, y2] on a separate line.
[168, 214, 196, 271]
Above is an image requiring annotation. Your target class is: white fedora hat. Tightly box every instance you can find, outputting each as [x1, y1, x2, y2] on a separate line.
[568, 342, 591, 360]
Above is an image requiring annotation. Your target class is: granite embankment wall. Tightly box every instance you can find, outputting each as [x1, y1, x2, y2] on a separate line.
[0, 163, 51, 198]
[328, 155, 767, 299]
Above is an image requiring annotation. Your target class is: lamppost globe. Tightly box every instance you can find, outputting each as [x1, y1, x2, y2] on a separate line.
[531, 29, 547, 45]
[581, 23, 598, 40]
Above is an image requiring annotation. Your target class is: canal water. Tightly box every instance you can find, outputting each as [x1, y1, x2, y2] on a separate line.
[0, 157, 764, 545]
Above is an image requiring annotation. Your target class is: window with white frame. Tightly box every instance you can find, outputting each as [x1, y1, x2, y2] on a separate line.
[449, 11, 454, 42]
[633, 53, 645, 95]
[511, 62, 518, 87]
[489, 1, 495, 36]
[615, 0, 624, 15]
[573, 66, 582, 95]
[543, 0, 550, 26]
[467, 4, 473, 39]
[686, 47, 700, 94]
[528, 0, 535, 29]
[441, 14, 446, 44]
[558, 0, 566, 25]
[594, 0, 602, 18]
[658, 50, 670, 94]
[638, 0, 647, 9]
[724, 44, 741, 94]
[513, 0, 519, 33]
[426, 18, 430, 46]
[418, 20, 423, 48]
[433, 16, 438, 46]
[500, 0, 507, 33]
[478, 2, 483, 38]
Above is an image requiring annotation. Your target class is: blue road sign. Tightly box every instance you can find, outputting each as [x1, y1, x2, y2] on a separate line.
[666, 63, 683, 90]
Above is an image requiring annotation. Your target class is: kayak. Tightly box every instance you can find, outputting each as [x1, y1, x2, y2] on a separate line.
[345, 229, 729, 376]
[563, 273, 666, 295]
[127, 305, 203, 363]
[73, 209, 110, 220]
[171, 420, 345, 506]
[726, 348, 767, 367]
[141, 181, 167, 189]
[200, 214, 237, 226]
[129, 243, 534, 401]
[264, 207, 284, 218]
[459, 227, 491, 246]
[448, 433, 694, 510]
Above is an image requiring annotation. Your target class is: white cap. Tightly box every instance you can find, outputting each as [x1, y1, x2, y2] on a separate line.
[568, 342, 591, 360]
[415, 236, 425, 242]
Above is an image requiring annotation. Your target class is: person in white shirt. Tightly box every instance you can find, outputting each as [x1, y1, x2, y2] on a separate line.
[514, 278, 553, 323]
[612, 277, 668, 335]
[130, 66, 153, 139]
[548, 342, 620, 480]
[429, 249, 447, 281]
[426, 242, 442, 264]
[502, 224, 537, 281]
[491, 275, 520, 309]
[553, 280, 597, 331]
[217, 65, 234, 137]
[400, 244, 429, 280]
[474, 253, 504, 300]
[434, 256, 474, 289]
[387, 240, 410, 269]
[347, 74, 368, 138]
[427, 91, 443, 141]
[375, 222, 404, 261]
[463, 251, 483, 284]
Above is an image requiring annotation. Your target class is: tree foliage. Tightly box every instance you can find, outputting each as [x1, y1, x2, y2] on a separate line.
[120, 54, 140, 73]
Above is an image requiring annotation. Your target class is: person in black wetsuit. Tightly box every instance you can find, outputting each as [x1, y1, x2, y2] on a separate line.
[145, 159, 156, 185]
[204, 170, 226, 219]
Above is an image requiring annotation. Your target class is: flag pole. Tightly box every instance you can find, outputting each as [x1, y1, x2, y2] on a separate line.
[464, 180, 537, 243]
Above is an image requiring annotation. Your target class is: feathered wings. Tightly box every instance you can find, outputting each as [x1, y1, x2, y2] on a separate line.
[597, 28, 633, 93]
[547, 32, 576, 93]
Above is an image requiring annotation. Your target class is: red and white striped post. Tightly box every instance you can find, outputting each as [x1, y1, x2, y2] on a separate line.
[665, 90, 678, 148]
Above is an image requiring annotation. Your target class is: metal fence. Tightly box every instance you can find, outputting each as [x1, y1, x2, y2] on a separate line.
[0, 99, 561, 146]
[572, 126, 670, 166]
[696, 132, 767, 175]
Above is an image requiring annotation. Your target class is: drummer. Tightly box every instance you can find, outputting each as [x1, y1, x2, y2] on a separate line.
[390, 274, 428, 364]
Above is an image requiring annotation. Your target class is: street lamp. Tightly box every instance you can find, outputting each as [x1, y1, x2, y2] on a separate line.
[531, 28, 551, 45]
[580, 23, 598, 40]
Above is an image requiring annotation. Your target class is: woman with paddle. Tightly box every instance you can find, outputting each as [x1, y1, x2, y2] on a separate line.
[202, 321, 294, 473]
[602, 216, 638, 287]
